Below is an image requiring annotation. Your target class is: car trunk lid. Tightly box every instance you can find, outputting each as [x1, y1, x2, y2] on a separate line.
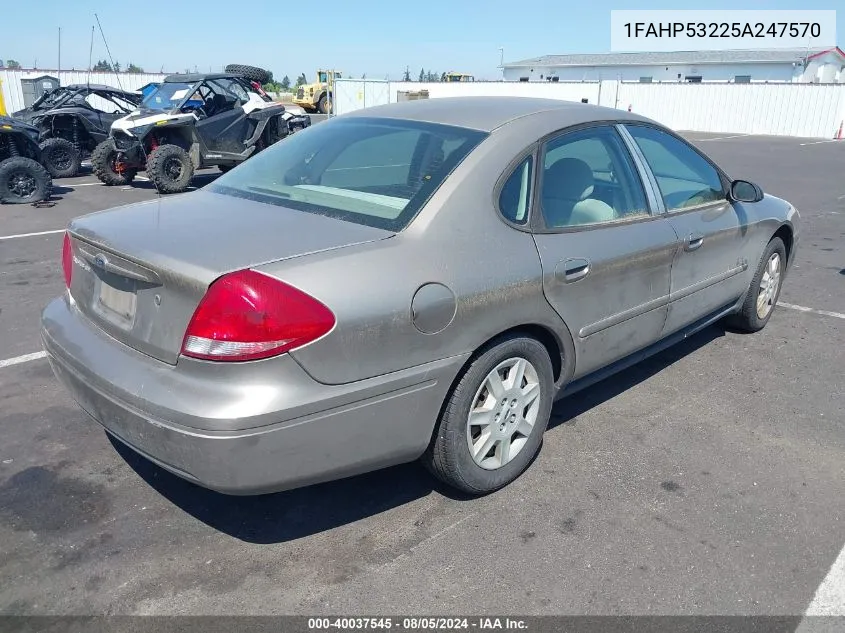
[66, 190, 393, 364]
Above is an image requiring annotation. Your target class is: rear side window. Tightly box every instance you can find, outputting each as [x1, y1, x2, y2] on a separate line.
[210, 118, 487, 231]
[540, 126, 649, 228]
[499, 156, 533, 225]
[625, 125, 725, 211]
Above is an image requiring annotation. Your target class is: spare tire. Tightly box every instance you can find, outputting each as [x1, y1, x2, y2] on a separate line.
[225, 64, 271, 84]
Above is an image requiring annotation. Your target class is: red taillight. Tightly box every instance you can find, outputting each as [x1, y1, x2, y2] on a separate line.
[181, 269, 335, 362]
[61, 232, 73, 289]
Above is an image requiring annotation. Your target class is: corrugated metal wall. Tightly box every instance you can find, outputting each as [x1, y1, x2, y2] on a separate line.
[0, 69, 167, 113]
[333, 79, 845, 139]
[615, 82, 845, 138]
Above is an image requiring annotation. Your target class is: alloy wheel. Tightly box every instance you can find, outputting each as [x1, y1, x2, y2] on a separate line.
[466, 357, 542, 470]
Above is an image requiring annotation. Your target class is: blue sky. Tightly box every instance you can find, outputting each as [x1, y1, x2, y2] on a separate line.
[2, 0, 842, 81]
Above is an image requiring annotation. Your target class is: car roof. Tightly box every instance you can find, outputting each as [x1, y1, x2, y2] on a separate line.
[63, 83, 138, 94]
[163, 73, 243, 83]
[343, 96, 652, 132]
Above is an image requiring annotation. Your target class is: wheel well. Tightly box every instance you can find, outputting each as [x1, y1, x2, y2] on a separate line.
[773, 224, 793, 263]
[468, 324, 564, 384]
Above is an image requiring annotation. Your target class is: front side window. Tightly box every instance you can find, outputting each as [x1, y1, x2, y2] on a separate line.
[499, 156, 534, 225]
[625, 125, 725, 212]
[210, 118, 487, 231]
[540, 126, 649, 228]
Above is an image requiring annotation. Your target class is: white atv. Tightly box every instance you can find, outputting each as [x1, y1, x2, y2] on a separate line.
[91, 68, 310, 193]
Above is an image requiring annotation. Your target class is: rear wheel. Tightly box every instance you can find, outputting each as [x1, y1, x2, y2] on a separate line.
[40, 137, 82, 178]
[0, 156, 52, 204]
[423, 335, 554, 495]
[725, 237, 786, 333]
[91, 140, 137, 186]
[146, 144, 194, 194]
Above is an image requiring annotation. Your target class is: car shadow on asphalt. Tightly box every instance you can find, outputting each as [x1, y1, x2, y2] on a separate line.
[548, 324, 726, 429]
[111, 324, 727, 545]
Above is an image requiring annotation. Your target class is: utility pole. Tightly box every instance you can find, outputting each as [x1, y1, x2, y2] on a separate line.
[58, 27, 61, 81]
[498, 47, 504, 81]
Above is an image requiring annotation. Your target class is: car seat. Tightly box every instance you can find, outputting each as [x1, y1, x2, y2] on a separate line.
[542, 157, 617, 227]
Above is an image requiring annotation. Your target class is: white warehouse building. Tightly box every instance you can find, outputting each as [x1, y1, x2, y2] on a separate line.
[502, 47, 845, 84]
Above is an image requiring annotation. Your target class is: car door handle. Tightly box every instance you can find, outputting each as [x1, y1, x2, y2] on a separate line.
[685, 233, 704, 252]
[558, 258, 591, 283]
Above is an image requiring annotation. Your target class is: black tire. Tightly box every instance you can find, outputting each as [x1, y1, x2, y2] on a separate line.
[224, 64, 271, 85]
[725, 237, 787, 333]
[0, 156, 52, 204]
[423, 334, 554, 495]
[91, 140, 137, 186]
[263, 116, 288, 146]
[146, 144, 194, 194]
[317, 94, 330, 114]
[39, 137, 82, 178]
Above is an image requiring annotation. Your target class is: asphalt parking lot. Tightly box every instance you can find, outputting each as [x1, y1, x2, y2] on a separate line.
[0, 132, 843, 619]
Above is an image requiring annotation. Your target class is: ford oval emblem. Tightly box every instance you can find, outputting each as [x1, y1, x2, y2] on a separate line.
[93, 254, 108, 269]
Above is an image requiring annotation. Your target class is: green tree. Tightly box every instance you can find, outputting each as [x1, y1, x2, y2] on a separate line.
[126, 62, 143, 73]
[113, 61, 121, 73]
[281, 75, 291, 91]
[402, 66, 411, 81]
[6, 59, 21, 69]
[418, 67, 425, 82]
[93, 59, 112, 71]
[296, 73, 307, 87]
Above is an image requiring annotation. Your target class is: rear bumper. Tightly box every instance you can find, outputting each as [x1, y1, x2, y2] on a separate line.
[41, 295, 467, 494]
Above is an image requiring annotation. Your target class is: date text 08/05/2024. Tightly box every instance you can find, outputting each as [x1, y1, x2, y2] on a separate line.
[307, 617, 528, 630]
[623, 22, 822, 39]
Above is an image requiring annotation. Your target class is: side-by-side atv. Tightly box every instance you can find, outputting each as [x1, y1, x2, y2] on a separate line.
[91, 70, 310, 194]
[12, 84, 141, 178]
[0, 117, 52, 204]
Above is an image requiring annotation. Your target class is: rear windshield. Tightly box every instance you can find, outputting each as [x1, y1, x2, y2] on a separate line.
[209, 117, 488, 231]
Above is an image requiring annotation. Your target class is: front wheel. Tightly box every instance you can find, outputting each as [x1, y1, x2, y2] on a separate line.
[423, 335, 554, 495]
[40, 137, 82, 178]
[317, 94, 331, 114]
[146, 144, 194, 194]
[0, 156, 52, 204]
[725, 236, 787, 332]
[91, 140, 137, 186]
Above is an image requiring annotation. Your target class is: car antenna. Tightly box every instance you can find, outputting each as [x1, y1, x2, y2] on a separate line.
[94, 14, 125, 94]
[87, 25, 95, 92]
[93, 13, 163, 200]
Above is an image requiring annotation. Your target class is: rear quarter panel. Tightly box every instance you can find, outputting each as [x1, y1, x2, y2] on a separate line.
[255, 118, 574, 386]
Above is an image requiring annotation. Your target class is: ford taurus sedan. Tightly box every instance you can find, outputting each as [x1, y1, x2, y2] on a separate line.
[41, 97, 799, 495]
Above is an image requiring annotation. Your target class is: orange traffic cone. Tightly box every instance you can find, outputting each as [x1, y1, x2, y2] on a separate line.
[836, 121, 843, 140]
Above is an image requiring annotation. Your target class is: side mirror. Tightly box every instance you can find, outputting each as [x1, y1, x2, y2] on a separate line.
[730, 179, 763, 203]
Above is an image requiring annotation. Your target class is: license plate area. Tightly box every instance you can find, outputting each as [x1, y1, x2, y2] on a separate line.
[93, 274, 137, 328]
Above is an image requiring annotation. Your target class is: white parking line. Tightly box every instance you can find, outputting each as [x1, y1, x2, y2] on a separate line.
[0, 351, 47, 369]
[805, 544, 845, 616]
[692, 134, 750, 141]
[778, 302, 845, 320]
[0, 229, 64, 241]
[799, 139, 841, 146]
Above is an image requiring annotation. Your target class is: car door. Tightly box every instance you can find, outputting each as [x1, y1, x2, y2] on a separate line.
[621, 124, 749, 336]
[196, 80, 250, 154]
[530, 124, 679, 379]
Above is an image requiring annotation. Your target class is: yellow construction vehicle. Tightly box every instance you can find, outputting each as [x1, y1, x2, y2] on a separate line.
[0, 79, 7, 116]
[292, 69, 342, 114]
[443, 72, 475, 82]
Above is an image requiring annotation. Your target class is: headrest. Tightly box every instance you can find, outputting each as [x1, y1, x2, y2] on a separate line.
[544, 157, 594, 200]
